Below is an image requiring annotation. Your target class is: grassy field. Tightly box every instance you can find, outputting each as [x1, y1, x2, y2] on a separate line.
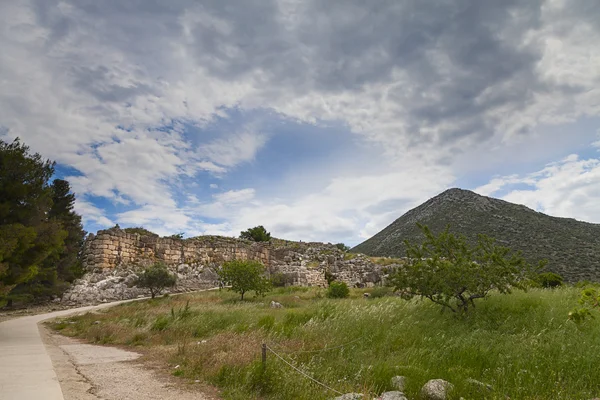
[49, 287, 600, 400]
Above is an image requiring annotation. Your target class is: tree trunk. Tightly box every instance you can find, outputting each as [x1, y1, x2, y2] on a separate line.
[240, 291, 245, 301]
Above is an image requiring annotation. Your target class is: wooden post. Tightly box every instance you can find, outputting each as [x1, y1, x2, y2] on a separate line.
[261, 343, 267, 369]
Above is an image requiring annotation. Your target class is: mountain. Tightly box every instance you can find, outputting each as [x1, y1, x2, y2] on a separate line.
[352, 188, 600, 282]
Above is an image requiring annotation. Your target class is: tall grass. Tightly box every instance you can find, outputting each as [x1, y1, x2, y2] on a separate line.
[50, 287, 600, 399]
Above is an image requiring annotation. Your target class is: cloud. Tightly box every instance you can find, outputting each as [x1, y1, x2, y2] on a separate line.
[475, 153, 600, 223]
[199, 132, 267, 168]
[74, 199, 113, 228]
[213, 189, 256, 204]
[1, 0, 600, 243]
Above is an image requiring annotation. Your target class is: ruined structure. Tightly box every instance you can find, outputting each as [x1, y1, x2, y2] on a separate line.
[62, 228, 394, 305]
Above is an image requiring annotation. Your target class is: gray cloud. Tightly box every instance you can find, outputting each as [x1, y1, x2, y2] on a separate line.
[2, 0, 600, 239]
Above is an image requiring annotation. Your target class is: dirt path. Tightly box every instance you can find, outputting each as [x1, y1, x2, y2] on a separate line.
[41, 322, 218, 400]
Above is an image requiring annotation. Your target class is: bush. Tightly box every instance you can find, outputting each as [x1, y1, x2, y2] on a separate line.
[536, 272, 564, 288]
[239, 225, 271, 242]
[135, 262, 177, 298]
[327, 281, 349, 298]
[388, 223, 543, 313]
[369, 286, 393, 298]
[218, 260, 271, 300]
[335, 243, 350, 252]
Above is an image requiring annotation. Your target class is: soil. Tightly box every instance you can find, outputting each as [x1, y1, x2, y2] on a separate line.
[40, 324, 220, 400]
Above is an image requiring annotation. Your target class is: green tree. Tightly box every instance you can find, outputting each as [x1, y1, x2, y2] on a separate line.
[335, 243, 350, 252]
[240, 225, 271, 242]
[11, 179, 87, 302]
[0, 138, 67, 306]
[217, 260, 271, 300]
[135, 263, 177, 298]
[49, 179, 86, 282]
[536, 272, 564, 288]
[388, 224, 540, 313]
[327, 281, 349, 298]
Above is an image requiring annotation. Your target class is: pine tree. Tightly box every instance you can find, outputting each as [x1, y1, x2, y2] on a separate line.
[0, 138, 67, 305]
[49, 179, 86, 282]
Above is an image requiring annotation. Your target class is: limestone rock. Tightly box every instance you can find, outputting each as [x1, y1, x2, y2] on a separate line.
[421, 379, 454, 400]
[378, 391, 407, 400]
[270, 301, 283, 308]
[332, 393, 363, 400]
[390, 376, 406, 392]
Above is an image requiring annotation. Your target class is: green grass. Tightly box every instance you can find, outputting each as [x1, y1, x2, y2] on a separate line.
[49, 286, 600, 400]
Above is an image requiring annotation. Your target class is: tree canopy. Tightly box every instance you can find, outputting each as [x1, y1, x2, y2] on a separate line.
[217, 260, 271, 300]
[0, 138, 85, 306]
[387, 224, 541, 313]
[239, 225, 271, 242]
[135, 262, 177, 298]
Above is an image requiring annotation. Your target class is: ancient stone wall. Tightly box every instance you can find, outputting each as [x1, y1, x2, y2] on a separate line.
[82, 229, 270, 271]
[62, 228, 396, 305]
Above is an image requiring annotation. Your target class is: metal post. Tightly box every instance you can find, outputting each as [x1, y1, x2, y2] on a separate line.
[262, 343, 267, 369]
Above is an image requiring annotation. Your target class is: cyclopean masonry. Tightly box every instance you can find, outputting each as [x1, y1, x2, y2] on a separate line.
[61, 227, 398, 306]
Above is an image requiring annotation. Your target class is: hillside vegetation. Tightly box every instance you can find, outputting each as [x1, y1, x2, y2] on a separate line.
[352, 188, 600, 282]
[50, 287, 600, 400]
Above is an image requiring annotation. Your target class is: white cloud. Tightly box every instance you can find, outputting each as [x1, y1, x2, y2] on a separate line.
[74, 199, 113, 228]
[476, 153, 600, 223]
[199, 132, 267, 168]
[213, 189, 255, 204]
[1, 0, 600, 243]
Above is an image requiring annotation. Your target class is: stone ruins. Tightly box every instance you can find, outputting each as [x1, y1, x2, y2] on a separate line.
[61, 227, 395, 305]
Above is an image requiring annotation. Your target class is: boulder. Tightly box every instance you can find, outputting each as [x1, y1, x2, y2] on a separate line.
[390, 376, 406, 392]
[378, 391, 407, 400]
[421, 379, 454, 400]
[332, 393, 363, 400]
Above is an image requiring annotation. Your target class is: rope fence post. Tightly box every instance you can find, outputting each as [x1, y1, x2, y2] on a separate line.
[261, 343, 267, 369]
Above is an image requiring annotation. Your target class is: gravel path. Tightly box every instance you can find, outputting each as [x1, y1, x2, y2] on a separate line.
[42, 326, 216, 400]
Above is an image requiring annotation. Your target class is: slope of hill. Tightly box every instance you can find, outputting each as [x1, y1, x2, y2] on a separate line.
[352, 188, 600, 282]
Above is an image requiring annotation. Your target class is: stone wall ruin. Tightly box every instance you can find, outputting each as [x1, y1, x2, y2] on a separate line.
[61, 227, 395, 305]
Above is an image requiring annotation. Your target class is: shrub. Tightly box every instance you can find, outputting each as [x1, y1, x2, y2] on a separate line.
[327, 281, 349, 298]
[569, 286, 600, 323]
[135, 262, 177, 298]
[217, 260, 271, 300]
[335, 243, 351, 252]
[388, 223, 543, 313]
[369, 286, 393, 298]
[123, 227, 159, 237]
[536, 272, 564, 288]
[239, 225, 271, 242]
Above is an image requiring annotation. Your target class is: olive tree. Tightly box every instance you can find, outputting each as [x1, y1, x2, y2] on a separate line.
[217, 260, 271, 300]
[135, 262, 177, 298]
[388, 224, 541, 313]
[239, 225, 271, 242]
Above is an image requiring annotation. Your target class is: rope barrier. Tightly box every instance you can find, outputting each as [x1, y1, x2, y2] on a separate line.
[265, 345, 344, 395]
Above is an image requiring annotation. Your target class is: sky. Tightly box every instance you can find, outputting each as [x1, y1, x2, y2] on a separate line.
[1, 0, 599, 246]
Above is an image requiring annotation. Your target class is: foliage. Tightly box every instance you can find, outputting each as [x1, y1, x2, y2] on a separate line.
[569, 286, 600, 324]
[53, 287, 600, 400]
[239, 225, 271, 242]
[536, 272, 564, 288]
[0, 138, 84, 306]
[168, 232, 185, 240]
[217, 260, 271, 300]
[135, 263, 177, 298]
[352, 188, 600, 283]
[388, 224, 540, 313]
[368, 286, 393, 298]
[326, 281, 349, 298]
[123, 227, 159, 237]
[335, 243, 350, 252]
